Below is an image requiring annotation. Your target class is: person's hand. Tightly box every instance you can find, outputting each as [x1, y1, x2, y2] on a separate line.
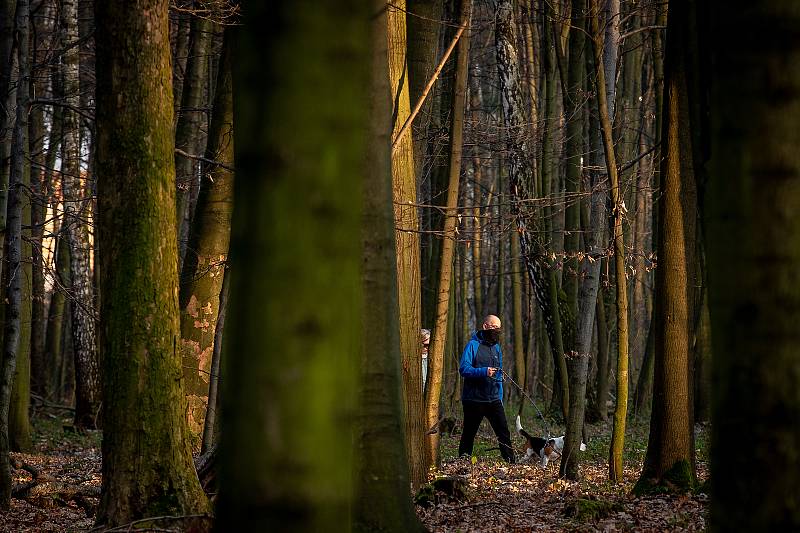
[487, 367, 497, 377]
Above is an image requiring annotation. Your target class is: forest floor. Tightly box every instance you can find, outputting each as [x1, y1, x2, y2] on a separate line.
[418, 415, 709, 532]
[1, 413, 709, 532]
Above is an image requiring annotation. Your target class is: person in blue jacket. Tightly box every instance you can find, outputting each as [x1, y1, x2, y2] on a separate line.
[458, 314, 515, 463]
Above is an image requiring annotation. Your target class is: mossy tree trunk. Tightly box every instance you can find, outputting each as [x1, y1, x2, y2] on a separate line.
[353, 3, 425, 529]
[635, 0, 699, 495]
[178, 29, 234, 445]
[708, 1, 800, 529]
[387, 0, 426, 490]
[94, 0, 210, 525]
[216, 1, 367, 530]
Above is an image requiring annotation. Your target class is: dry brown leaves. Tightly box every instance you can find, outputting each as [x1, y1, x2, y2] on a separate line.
[419, 436, 708, 532]
[2, 446, 99, 532]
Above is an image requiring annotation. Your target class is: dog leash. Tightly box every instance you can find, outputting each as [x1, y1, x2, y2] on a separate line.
[498, 368, 553, 439]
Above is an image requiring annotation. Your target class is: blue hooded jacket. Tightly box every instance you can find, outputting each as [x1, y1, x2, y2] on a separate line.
[459, 330, 503, 402]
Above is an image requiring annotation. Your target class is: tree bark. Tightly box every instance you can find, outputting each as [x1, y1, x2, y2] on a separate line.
[200, 263, 228, 454]
[425, 0, 471, 468]
[179, 29, 234, 444]
[61, 0, 101, 431]
[496, 0, 569, 421]
[588, 0, 629, 483]
[0, 0, 16, 231]
[353, 3, 425, 528]
[215, 1, 368, 530]
[0, 0, 30, 506]
[94, 0, 210, 525]
[634, 0, 699, 495]
[387, 0, 426, 490]
[175, 7, 213, 268]
[406, 0, 442, 179]
[708, 1, 800, 529]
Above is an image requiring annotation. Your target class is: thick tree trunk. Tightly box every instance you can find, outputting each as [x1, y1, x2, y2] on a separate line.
[216, 1, 367, 530]
[94, 0, 210, 525]
[634, 0, 698, 495]
[387, 0, 426, 490]
[353, 3, 425, 528]
[424, 0, 470, 468]
[708, 2, 800, 529]
[179, 30, 234, 444]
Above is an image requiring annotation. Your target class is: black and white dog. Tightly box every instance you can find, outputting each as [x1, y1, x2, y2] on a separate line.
[515, 415, 586, 467]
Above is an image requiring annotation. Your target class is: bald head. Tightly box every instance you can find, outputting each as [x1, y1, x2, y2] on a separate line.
[482, 315, 501, 330]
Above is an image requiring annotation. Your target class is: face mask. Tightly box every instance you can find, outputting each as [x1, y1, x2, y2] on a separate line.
[483, 328, 501, 345]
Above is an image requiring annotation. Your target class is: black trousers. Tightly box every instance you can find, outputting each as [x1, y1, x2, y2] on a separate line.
[459, 400, 515, 463]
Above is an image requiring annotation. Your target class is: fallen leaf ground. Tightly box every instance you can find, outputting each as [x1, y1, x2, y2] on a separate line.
[2, 414, 709, 532]
[419, 417, 709, 532]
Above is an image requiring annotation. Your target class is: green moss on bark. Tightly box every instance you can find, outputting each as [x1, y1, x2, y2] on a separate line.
[563, 498, 623, 521]
[94, 0, 209, 526]
[633, 460, 695, 496]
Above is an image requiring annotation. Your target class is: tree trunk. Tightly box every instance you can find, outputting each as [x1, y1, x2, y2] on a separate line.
[200, 263, 228, 455]
[511, 230, 525, 414]
[634, 0, 699, 495]
[61, 0, 101, 430]
[708, 1, 800, 529]
[633, 310, 655, 416]
[588, 0, 629, 483]
[496, 0, 569, 421]
[94, 0, 210, 525]
[353, 3, 425, 528]
[215, 1, 367, 530]
[387, 0, 426, 490]
[0, 0, 15, 231]
[28, 16, 48, 398]
[175, 8, 212, 268]
[424, 0, 471, 468]
[179, 29, 234, 444]
[589, 288, 610, 421]
[406, 0, 442, 180]
[693, 287, 711, 423]
[0, 0, 29, 506]
[45, 238, 69, 402]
